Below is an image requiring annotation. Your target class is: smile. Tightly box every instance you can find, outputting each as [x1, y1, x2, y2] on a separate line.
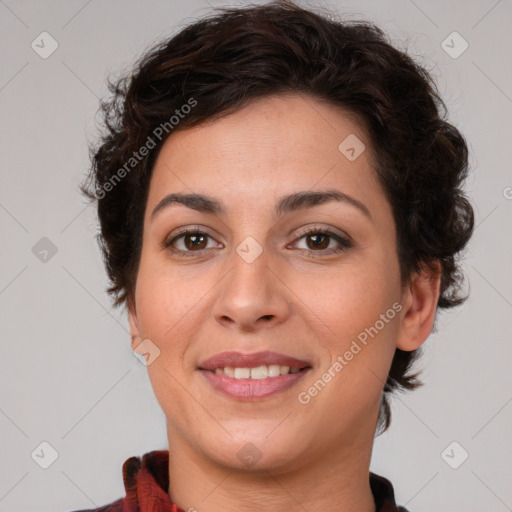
[210, 364, 302, 379]
[197, 350, 312, 400]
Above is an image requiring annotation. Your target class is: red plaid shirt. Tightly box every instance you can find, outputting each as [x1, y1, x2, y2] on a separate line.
[72, 450, 409, 512]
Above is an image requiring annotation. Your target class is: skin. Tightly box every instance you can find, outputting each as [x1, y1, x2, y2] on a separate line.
[128, 93, 440, 512]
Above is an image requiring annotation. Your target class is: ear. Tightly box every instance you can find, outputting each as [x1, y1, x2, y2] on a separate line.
[127, 296, 141, 347]
[396, 261, 442, 351]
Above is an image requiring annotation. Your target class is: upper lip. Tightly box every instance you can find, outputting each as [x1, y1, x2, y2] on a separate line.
[198, 351, 311, 371]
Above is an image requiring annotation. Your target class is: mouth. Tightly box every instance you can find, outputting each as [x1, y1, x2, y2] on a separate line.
[197, 351, 312, 400]
[204, 364, 308, 379]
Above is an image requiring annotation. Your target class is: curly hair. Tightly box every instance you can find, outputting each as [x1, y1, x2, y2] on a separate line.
[81, 0, 474, 433]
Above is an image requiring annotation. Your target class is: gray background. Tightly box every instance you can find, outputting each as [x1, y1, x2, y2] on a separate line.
[0, 0, 511, 511]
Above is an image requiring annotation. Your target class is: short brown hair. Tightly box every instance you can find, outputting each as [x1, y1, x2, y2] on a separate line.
[81, 0, 474, 433]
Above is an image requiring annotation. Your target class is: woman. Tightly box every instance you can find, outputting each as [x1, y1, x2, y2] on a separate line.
[78, 1, 474, 510]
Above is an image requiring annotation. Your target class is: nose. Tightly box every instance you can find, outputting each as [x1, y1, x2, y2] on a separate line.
[211, 246, 291, 332]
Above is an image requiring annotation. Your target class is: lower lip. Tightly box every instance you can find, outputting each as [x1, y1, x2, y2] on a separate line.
[199, 369, 310, 400]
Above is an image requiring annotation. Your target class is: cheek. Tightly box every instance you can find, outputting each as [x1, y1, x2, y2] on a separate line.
[133, 250, 223, 391]
[301, 256, 399, 340]
[132, 261, 184, 371]
[295, 274, 399, 428]
[291, 251, 401, 390]
[134, 251, 209, 335]
[133, 257, 203, 418]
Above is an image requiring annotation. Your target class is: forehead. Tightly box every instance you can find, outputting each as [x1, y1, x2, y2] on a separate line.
[146, 93, 385, 218]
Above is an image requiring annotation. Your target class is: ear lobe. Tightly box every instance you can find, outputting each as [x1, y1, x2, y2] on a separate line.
[396, 262, 442, 352]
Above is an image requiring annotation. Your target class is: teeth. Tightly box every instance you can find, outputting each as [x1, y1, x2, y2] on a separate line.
[234, 367, 251, 379]
[250, 365, 268, 379]
[224, 366, 235, 378]
[267, 364, 281, 377]
[213, 364, 303, 379]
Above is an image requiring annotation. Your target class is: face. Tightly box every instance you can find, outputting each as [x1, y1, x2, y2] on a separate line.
[129, 93, 409, 472]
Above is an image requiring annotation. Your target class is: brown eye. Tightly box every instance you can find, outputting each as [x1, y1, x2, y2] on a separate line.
[164, 228, 221, 258]
[182, 233, 208, 251]
[293, 228, 353, 257]
[305, 233, 330, 250]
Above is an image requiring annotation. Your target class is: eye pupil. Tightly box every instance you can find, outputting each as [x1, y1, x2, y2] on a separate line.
[307, 233, 329, 250]
[185, 233, 207, 250]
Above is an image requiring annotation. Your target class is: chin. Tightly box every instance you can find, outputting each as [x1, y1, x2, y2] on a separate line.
[200, 429, 309, 473]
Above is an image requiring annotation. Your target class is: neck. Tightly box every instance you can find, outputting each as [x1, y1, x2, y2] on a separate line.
[166, 427, 376, 512]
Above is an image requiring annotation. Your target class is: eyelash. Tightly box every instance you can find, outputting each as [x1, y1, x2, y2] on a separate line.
[163, 226, 353, 259]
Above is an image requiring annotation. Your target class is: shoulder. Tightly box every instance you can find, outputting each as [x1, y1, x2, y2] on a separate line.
[370, 472, 410, 512]
[66, 451, 170, 512]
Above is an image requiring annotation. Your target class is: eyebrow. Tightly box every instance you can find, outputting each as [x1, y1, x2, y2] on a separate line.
[150, 189, 372, 222]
